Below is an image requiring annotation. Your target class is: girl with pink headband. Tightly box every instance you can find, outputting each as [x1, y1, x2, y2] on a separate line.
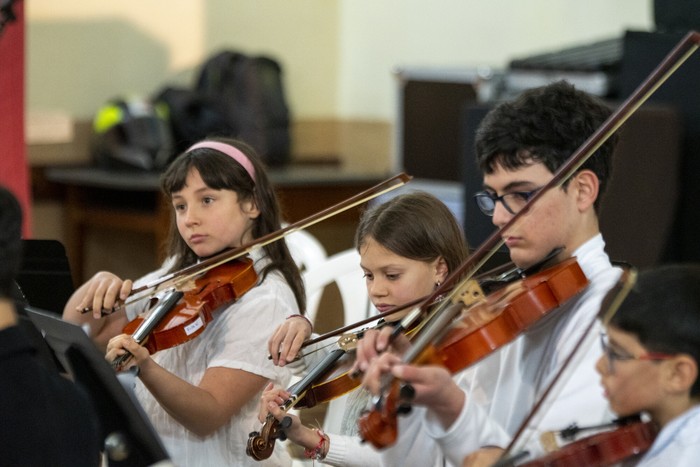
[64, 137, 306, 466]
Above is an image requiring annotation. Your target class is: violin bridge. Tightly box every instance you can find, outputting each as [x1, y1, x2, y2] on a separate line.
[452, 279, 486, 307]
[338, 332, 359, 351]
[539, 430, 560, 453]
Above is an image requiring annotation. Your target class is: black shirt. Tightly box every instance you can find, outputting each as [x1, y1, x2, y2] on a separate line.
[0, 321, 101, 466]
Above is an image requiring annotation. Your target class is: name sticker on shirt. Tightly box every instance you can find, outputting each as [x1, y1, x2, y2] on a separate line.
[184, 317, 204, 336]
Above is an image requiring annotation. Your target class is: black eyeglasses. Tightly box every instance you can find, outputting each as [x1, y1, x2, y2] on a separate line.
[599, 332, 675, 374]
[473, 188, 542, 217]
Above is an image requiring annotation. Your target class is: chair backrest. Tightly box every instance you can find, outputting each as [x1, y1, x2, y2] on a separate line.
[285, 228, 327, 273]
[302, 248, 371, 326]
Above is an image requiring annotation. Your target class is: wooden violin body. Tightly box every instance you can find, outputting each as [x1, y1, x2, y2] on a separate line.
[437, 257, 587, 374]
[113, 258, 258, 368]
[520, 419, 658, 467]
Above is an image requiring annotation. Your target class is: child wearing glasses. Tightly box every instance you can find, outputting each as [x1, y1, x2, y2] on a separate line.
[596, 264, 700, 466]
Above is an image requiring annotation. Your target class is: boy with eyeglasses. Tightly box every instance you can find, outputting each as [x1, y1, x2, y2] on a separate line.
[356, 80, 624, 466]
[596, 264, 700, 466]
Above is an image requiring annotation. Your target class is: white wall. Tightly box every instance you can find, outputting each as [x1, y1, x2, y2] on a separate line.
[338, 0, 654, 118]
[27, 0, 339, 120]
[27, 0, 653, 122]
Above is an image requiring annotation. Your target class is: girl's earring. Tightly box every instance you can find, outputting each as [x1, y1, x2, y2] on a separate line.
[434, 281, 446, 303]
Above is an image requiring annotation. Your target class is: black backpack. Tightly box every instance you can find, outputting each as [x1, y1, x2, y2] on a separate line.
[156, 50, 291, 166]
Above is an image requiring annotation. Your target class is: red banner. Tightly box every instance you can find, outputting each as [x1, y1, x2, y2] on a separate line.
[0, 1, 31, 236]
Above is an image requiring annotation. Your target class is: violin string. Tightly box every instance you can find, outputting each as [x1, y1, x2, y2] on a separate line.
[296, 338, 339, 360]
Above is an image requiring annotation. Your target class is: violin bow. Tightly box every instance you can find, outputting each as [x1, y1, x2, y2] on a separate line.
[494, 29, 700, 465]
[85, 172, 412, 313]
[300, 256, 538, 350]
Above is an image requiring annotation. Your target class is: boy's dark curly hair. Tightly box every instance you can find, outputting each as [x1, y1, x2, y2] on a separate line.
[475, 81, 618, 211]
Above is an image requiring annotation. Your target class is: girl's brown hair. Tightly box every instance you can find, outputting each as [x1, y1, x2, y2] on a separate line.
[355, 191, 469, 276]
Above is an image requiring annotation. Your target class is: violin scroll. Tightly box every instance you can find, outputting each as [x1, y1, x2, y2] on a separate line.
[359, 382, 401, 449]
[246, 415, 292, 461]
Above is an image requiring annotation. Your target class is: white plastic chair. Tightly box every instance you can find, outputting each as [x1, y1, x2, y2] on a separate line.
[281, 229, 328, 465]
[302, 248, 370, 325]
[285, 228, 327, 271]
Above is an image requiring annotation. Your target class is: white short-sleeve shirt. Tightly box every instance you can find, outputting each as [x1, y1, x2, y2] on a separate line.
[127, 250, 297, 466]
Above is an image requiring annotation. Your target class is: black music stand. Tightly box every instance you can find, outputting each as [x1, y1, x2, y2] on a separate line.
[15, 239, 75, 315]
[24, 307, 171, 467]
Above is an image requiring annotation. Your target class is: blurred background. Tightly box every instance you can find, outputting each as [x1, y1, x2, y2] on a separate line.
[9, 1, 700, 288]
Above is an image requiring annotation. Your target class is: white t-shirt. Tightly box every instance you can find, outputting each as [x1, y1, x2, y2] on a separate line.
[634, 405, 700, 466]
[127, 250, 297, 466]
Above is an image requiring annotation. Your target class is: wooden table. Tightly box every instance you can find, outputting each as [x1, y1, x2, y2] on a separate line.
[46, 165, 389, 282]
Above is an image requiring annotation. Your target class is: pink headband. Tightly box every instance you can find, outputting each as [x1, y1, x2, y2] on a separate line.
[186, 141, 256, 182]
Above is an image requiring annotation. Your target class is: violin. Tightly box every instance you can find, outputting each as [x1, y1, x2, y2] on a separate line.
[433, 257, 587, 373]
[112, 258, 258, 369]
[517, 417, 658, 467]
[358, 258, 589, 449]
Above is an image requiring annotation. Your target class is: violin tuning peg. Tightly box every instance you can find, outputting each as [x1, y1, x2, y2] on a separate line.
[399, 383, 415, 401]
[397, 403, 413, 415]
[280, 416, 292, 429]
[248, 431, 260, 437]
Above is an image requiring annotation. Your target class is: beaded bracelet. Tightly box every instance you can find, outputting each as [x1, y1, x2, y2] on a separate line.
[304, 428, 329, 460]
[286, 314, 313, 332]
